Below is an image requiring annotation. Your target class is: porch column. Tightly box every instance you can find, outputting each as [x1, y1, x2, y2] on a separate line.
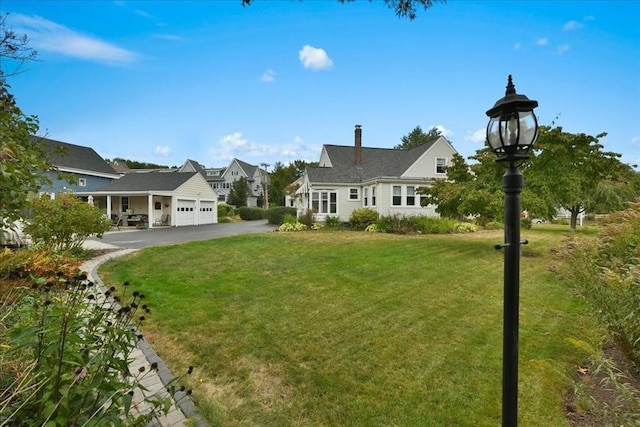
[106, 195, 112, 218]
[147, 194, 154, 229]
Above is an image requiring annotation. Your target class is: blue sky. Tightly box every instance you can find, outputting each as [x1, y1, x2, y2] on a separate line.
[3, 1, 639, 170]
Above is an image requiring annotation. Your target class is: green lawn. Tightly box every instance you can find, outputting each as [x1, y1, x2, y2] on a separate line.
[99, 227, 603, 426]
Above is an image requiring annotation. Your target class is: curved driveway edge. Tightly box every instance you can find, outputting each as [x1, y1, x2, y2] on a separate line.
[81, 221, 279, 426]
[81, 249, 207, 427]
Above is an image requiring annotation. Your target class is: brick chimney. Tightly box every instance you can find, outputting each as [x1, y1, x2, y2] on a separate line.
[354, 124, 362, 165]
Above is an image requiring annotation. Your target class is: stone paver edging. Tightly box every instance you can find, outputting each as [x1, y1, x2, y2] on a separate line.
[80, 249, 207, 427]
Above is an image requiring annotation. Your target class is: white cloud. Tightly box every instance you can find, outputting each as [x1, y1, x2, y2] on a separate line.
[563, 20, 583, 31]
[464, 128, 486, 144]
[632, 136, 640, 145]
[429, 124, 454, 138]
[152, 34, 184, 41]
[155, 145, 172, 156]
[209, 132, 320, 164]
[299, 45, 333, 70]
[557, 44, 570, 54]
[7, 14, 137, 65]
[536, 37, 549, 46]
[261, 69, 276, 83]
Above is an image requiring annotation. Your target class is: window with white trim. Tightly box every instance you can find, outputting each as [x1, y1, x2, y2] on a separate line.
[121, 196, 129, 213]
[392, 186, 402, 206]
[406, 186, 416, 206]
[364, 188, 368, 206]
[349, 188, 359, 200]
[78, 178, 86, 187]
[436, 158, 447, 174]
[372, 187, 376, 206]
[311, 191, 337, 214]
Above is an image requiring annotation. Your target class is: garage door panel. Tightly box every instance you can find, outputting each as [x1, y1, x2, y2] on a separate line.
[200, 201, 216, 224]
[176, 199, 195, 226]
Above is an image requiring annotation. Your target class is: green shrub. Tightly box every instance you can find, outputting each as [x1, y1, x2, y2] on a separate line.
[298, 209, 315, 228]
[265, 206, 297, 225]
[278, 222, 307, 232]
[349, 208, 379, 230]
[282, 213, 297, 224]
[25, 193, 112, 252]
[218, 216, 231, 223]
[238, 207, 265, 221]
[311, 222, 324, 231]
[218, 203, 235, 218]
[376, 215, 415, 234]
[453, 222, 480, 233]
[484, 221, 504, 230]
[325, 216, 341, 228]
[0, 273, 183, 425]
[559, 201, 640, 364]
[412, 216, 458, 234]
[521, 217, 532, 229]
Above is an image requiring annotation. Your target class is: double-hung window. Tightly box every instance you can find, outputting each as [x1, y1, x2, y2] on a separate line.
[364, 188, 368, 206]
[121, 196, 129, 213]
[392, 186, 402, 206]
[372, 187, 376, 206]
[436, 158, 447, 174]
[349, 188, 359, 201]
[406, 186, 416, 206]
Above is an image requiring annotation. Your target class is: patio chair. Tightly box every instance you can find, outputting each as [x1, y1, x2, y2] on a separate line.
[161, 214, 170, 226]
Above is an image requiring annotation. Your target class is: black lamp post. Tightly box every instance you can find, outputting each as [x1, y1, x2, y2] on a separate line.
[485, 75, 539, 427]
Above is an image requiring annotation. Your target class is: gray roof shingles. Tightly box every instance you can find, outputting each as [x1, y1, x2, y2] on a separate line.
[36, 137, 119, 176]
[307, 140, 437, 184]
[94, 171, 197, 192]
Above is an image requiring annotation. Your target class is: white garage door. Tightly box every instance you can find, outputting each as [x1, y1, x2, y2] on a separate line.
[176, 199, 196, 226]
[200, 201, 216, 224]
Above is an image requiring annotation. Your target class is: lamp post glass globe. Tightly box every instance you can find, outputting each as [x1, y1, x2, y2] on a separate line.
[486, 75, 539, 162]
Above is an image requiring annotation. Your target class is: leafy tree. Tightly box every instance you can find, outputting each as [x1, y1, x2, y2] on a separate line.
[526, 126, 633, 230]
[104, 157, 170, 170]
[268, 160, 316, 206]
[395, 125, 442, 150]
[419, 151, 503, 223]
[228, 177, 251, 207]
[0, 83, 53, 229]
[1, 13, 38, 77]
[241, 0, 444, 20]
[24, 193, 112, 252]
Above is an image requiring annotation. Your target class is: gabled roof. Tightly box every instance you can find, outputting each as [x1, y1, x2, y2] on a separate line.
[93, 171, 198, 192]
[307, 138, 443, 184]
[36, 136, 119, 177]
[234, 159, 260, 178]
[180, 159, 206, 175]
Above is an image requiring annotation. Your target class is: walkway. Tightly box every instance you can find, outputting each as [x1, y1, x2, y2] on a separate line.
[80, 246, 207, 427]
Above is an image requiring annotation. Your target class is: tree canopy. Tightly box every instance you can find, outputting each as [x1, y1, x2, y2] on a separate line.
[241, 0, 444, 20]
[395, 125, 443, 150]
[268, 160, 316, 206]
[228, 177, 251, 207]
[420, 125, 639, 230]
[1, 18, 52, 229]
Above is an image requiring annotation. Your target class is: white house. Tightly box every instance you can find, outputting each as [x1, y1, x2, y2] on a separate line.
[292, 125, 457, 222]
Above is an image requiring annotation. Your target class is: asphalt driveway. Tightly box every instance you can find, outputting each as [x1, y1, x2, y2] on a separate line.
[85, 220, 279, 250]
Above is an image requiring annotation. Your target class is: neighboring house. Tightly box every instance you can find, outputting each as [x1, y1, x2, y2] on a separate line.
[292, 125, 457, 222]
[38, 137, 120, 195]
[78, 171, 218, 227]
[181, 158, 269, 207]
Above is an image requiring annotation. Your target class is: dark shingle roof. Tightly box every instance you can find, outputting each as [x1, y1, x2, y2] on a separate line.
[35, 137, 118, 176]
[235, 159, 259, 177]
[95, 171, 197, 192]
[307, 139, 438, 184]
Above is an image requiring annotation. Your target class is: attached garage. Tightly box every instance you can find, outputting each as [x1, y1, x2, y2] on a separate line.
[199, 200, 216, 224]
[176, 199, 196, 226]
